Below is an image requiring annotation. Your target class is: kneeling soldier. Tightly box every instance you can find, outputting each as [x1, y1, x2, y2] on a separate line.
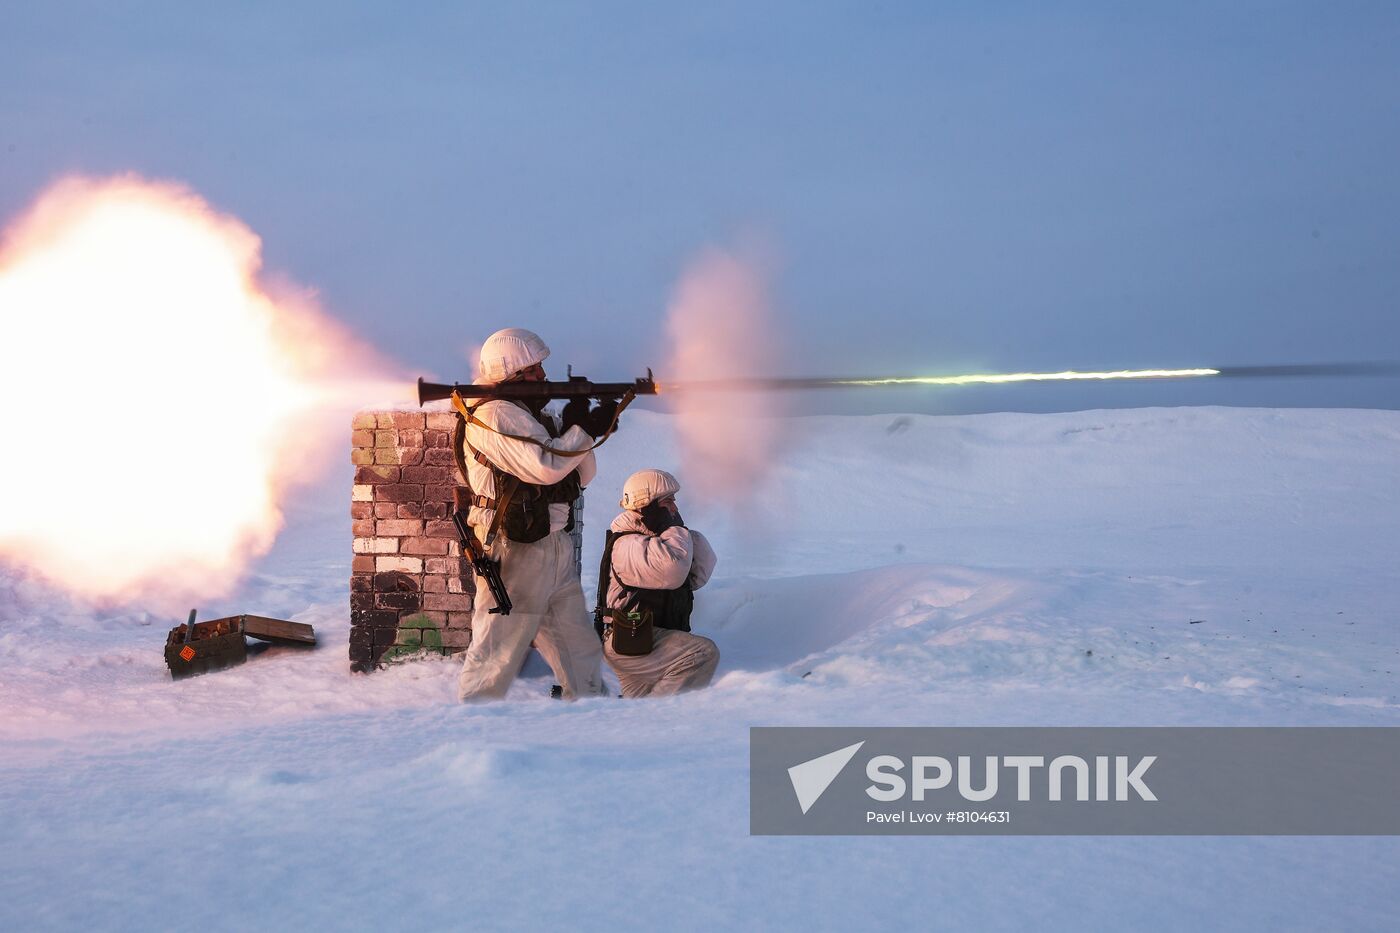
[595, 469, 719, 697]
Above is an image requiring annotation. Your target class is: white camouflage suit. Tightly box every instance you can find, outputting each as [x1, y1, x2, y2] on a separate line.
[604, 509, 719, 697]
[456, 398, 607, 701]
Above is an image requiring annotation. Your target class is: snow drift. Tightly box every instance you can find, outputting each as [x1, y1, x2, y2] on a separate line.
[2, 406, 1398, 930]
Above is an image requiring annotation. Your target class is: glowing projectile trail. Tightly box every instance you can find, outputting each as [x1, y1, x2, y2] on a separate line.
[656, 361, 1400, 393]
[836, 367, 1217, 386]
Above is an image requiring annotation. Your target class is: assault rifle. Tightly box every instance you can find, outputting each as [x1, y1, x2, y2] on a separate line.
[452, 489, 512, 615]
[416, 369, 658, 406]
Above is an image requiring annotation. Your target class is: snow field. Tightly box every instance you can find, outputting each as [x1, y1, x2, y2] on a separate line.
[2, 406, 1398, 930]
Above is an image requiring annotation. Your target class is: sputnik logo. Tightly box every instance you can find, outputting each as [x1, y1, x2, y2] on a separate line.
[787, 741, 865, 814]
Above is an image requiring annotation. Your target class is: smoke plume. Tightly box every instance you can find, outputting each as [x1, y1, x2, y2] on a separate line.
[664, 245, 788, 511]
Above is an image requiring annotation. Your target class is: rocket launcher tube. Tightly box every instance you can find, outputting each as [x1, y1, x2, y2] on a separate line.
[417, 371, 658, 406]
[422, 367, 647, 459]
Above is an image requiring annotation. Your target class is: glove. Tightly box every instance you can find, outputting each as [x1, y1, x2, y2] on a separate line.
[639, 499, 683, 534]
[560, 396, 590, 432]
[582, 397, 622, 438]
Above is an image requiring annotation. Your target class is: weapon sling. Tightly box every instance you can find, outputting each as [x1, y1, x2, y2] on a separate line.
[450, 388, 635, 545]
[450, 413, 520, 549]
[450, 388, 637, 456]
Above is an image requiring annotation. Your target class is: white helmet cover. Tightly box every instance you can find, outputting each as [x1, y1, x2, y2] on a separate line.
[478, 328, 551, 384]
[620, 469, 681, 510]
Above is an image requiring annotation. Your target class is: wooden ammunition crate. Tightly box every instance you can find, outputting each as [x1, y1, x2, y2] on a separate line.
[165, 615, 316, 679]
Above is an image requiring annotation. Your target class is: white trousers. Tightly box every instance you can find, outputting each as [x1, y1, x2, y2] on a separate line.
[604, 628, 719, 698]
[457, 530, 605, 701]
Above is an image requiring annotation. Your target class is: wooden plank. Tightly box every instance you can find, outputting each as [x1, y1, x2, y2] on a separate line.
[241, 615, 317, 646]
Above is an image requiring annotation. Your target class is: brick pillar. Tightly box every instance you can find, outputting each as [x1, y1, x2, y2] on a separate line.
[348, 410, 474, 672]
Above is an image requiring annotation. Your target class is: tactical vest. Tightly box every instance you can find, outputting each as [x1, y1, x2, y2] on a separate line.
[593, 530, 695, 652]
[454, 401, 581, 544]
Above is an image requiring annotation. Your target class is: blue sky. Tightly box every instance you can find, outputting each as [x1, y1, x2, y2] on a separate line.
[3, 2, 1398, 413]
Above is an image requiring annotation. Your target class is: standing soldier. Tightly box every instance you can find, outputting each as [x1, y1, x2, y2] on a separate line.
[455, 328, 617, 701]
[595, 469, 719, 697]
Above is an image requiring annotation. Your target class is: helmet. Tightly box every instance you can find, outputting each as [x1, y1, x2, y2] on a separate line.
[620, 469, 681, 510]
[478, 328, 550, 384]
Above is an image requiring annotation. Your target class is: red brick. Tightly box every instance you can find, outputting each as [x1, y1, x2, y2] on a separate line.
[423, 593, 473, 611]
[351, 502, 373, 520]
[401, 537, 450, 556]
[423, 429, 450, 448]
[392, 412, 425, 430]
[353, 412, 378, 430]
[350, 573, 373, 592]
[351, 592, 375, 610]
[374, 518, 421, 537]
[374, 502, 397, 519]
[440, 629, 472, 648]
[422, 574, 447, 593]
[401, 466, 449, 485]
[376, 484, 424, 503]
[395, 502, 424, 519]
[351, 430, 374, 447]
[352, 555, 375, 573]
[424, 557, 461, 575]
[425, 412, 457, 431]
[396, 430, 423, 448]
[393, 447, 423, 466]
[352, 609, 399, 628]
[355, 465, 399, 484]
[351, 449, 374, 465]
[423, 448, 458, 467]
[446, 611, 475, 628]
[421, 501, 450, 520]
[425, 520, 457, 538]
[351, 519, 375, 536]
[424, 484, 455, 502]
[377, 591, 421, 611]
[374, 430, 398, 448]
[413, 610, 449, 626]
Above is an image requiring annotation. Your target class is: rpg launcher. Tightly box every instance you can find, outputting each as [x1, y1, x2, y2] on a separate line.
[416, 369, 658, 406]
